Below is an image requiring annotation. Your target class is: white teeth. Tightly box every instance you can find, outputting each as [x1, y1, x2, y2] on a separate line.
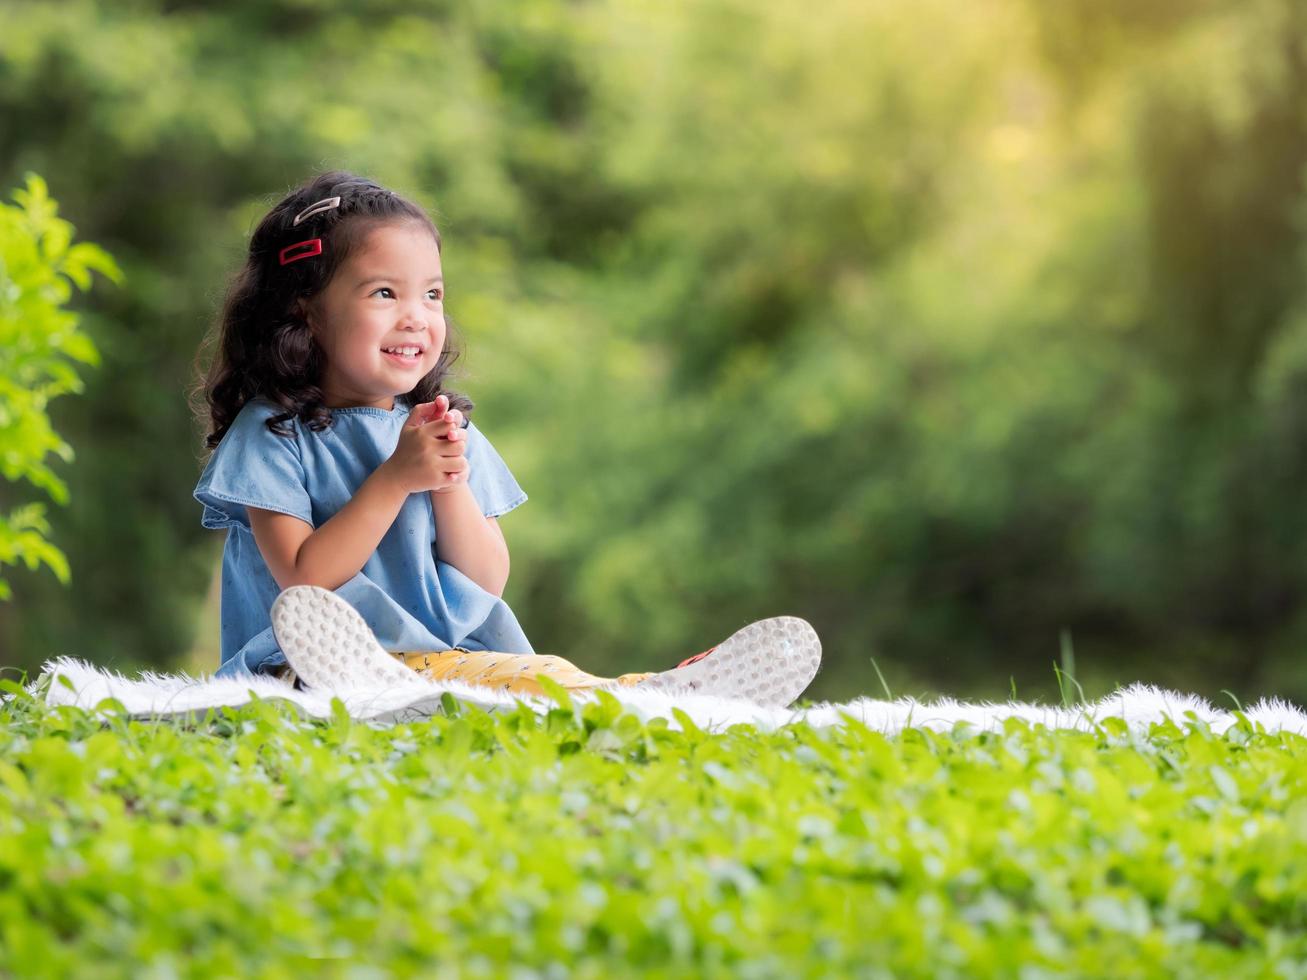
[382, 346, 421, 356]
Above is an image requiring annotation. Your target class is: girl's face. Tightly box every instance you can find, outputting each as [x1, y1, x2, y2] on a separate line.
[305, 221, 446, 410]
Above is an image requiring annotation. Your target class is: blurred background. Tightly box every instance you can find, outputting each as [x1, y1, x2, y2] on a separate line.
[2, 0, 1307, 706]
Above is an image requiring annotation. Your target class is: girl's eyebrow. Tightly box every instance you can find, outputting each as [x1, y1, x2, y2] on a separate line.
[356, 275, 444, 288]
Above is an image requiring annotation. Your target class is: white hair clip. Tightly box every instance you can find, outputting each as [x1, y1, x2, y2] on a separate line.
[292, 196, 342, 226]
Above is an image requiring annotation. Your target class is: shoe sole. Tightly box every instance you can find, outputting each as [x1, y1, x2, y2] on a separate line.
[627, 616, 821, 707]
[272, 587, 822, 707]
[270, 586, 430, 692]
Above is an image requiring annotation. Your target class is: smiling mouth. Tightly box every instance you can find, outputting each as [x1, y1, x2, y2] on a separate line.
[381, 346, 424, 363]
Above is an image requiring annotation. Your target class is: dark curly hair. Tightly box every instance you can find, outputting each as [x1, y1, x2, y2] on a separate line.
[190, 170, 473, 455]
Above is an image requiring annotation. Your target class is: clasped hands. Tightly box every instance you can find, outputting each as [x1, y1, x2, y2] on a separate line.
[383, 394, 469, 495]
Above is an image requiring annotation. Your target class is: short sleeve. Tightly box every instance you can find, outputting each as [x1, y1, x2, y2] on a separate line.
[193, 400, 315, 532]
[463, 420, 527, 519]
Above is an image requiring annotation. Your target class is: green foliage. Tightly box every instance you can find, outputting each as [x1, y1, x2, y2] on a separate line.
[1, 689, 1305, 975]
[0, 173, 120, 601]
[1, 0, 1307, 705]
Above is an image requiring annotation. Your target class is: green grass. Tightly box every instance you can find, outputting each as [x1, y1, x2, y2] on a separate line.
[1, 673, 1305, 978]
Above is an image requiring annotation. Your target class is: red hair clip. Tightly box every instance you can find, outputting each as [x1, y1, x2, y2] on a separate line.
[279, 238, 323, 266]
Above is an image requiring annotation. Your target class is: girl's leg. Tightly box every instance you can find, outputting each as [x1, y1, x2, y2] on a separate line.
[393, 649, 655, 698]
[272, 585, 820, 706]
[270, 652, 652, 697]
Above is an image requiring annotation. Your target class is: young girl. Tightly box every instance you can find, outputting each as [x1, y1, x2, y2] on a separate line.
[192, 170, 820, 706]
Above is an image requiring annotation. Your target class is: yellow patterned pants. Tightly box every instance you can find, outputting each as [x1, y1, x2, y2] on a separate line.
[273, 649, 655, 698]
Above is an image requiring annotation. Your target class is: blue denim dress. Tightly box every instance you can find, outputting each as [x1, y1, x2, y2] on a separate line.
[193, 395, 533, 680]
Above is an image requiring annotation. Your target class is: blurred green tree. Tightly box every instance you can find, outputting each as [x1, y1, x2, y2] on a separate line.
[2, 0, 1306, 704]
[0, 173, 120, 602]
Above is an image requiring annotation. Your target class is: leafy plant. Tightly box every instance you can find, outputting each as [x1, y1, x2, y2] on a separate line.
[0, 173, 121, 600]
[1, 686, 1304, 976]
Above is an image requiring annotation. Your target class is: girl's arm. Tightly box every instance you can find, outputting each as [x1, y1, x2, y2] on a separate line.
[249, 466, 410, 592]
[430, 485, 511, 597]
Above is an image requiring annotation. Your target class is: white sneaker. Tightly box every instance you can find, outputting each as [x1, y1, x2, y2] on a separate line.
[270, 586, 430, 692]
[626, 616, 822, 707]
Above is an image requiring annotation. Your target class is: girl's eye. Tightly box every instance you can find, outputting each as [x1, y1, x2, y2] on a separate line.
[370, 287, 442, 300]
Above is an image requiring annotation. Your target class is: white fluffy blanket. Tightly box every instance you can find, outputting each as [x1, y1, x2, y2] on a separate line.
[16, 655, 1307, 736]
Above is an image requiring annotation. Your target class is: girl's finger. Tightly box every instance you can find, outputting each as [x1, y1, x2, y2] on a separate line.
[406, 400, 438, 428]
[418, 412, 464, 443]
[433, 438, 466, 457]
